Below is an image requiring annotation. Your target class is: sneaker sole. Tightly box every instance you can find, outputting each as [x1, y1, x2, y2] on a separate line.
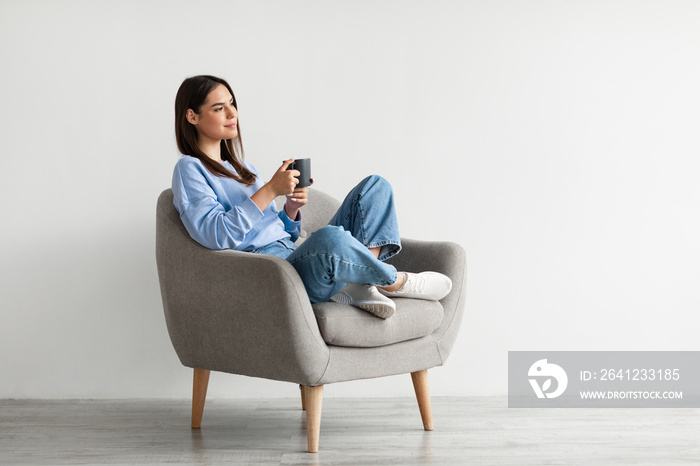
[330, 292, 395, 319]
[356, 302, 395, 319]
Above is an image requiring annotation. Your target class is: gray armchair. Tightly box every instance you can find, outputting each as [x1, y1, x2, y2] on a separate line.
[155, 187, 466, 452]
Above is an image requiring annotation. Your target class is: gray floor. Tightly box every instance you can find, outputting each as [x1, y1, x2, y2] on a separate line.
[1, 397, 699, 465]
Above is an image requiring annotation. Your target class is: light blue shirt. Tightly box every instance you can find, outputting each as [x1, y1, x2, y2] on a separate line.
[171, 155, 301, 251]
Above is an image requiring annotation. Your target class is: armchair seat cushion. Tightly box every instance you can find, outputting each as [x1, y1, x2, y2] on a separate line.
[311, 299, 444, 348]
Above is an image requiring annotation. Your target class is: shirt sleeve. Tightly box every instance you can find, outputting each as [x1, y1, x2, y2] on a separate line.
[278, 207, 302, 243]
[172, 160, 264, 250]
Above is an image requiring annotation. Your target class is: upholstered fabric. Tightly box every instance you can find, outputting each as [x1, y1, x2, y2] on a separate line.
[156, 187, 466, 387]
[313, 299, 444, 348]
[274, 191, 340, 245]
[385, 239, 467, 362]
[318, 335, 443, 385]
[157, 191, 329, 384]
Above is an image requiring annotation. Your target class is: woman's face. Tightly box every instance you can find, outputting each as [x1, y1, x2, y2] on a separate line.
[187, 84, 238, 144]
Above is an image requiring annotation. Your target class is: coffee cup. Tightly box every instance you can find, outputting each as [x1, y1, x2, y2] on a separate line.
[287, 158, 311, 188]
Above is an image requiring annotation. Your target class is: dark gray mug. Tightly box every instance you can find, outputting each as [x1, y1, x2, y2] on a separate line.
[287, 158, 311, 188]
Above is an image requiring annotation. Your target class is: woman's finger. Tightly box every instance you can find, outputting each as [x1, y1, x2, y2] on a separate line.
[279, 159, 295, 171]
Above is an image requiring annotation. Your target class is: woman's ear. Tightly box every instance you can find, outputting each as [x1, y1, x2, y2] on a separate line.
[186, 109, 198, 125]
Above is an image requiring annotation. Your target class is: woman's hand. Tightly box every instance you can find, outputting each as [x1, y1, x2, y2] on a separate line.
[284, 178, 314, 220]
[268, 159, 300, 197]
[250, 159, 299, 212]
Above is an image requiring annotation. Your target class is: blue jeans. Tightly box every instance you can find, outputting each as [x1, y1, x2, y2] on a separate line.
[252, 175, 401, 303]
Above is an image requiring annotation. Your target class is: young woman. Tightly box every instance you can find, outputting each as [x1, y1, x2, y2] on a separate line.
[172, 75, 451, 319]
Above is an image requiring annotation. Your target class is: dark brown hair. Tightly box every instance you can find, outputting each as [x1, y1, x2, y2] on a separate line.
[175, 75, 256, 185]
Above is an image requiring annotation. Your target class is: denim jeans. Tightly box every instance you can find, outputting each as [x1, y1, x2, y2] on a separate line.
[252, 175, 401, 303]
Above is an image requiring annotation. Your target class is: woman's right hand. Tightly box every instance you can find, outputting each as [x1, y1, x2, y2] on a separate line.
[266, 159, 300, 196]
[251, 159, 300, 212]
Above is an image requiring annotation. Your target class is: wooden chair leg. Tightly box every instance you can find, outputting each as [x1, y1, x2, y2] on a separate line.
[192, 368, 210, 429]
[300, 384, 307, 411]
[305, 385, 324, 453]
[411, 370, 434, 431]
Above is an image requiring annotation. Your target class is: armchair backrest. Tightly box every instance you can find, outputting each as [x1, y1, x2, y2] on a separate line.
[274, 188, 341, 237]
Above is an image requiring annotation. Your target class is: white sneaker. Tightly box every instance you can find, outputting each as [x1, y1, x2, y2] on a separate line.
[330, 283, 396, 319]
[379, 272, 452, 301]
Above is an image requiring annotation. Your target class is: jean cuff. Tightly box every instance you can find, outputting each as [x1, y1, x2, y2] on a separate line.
[368, 240, 402, 261]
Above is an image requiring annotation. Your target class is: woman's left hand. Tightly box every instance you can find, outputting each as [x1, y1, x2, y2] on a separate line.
[284, 178, 314, 219]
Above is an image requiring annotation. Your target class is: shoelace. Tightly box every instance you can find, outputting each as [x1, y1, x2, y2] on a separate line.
[400, 273, 425, 294]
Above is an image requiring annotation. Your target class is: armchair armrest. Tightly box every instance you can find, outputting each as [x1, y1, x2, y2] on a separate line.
[385, 238, 467, 362]
[156, 201, 330, 386]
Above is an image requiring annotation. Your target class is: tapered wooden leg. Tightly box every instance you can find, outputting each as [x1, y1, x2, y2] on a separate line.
[192, 369, 210, 429]
[305, 385, 324, 453]
[411, 370, 433, 431]
[300, 385, 307, 411]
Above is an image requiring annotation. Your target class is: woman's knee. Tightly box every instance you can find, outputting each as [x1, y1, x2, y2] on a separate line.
[363, 174, 389, 187]
[309, 225, 350, 244]
[360, 174, 393, 196]
[307, 225, 370, 256]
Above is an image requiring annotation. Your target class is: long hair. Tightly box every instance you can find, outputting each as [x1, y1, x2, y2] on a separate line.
[175, 75, 256, 185]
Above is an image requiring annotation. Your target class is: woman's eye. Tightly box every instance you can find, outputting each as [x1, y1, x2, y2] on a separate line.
[214, 107, 222, 112]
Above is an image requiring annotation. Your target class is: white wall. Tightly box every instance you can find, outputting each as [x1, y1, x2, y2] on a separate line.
[1, 0, 699, 399]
